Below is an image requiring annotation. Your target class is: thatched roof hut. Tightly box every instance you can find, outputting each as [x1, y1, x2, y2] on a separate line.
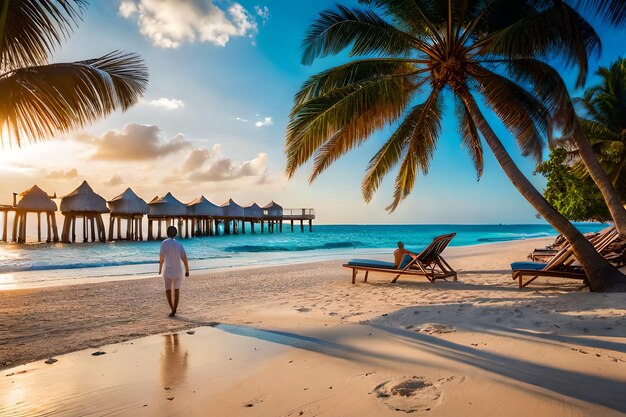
[148, 192, 188, 217]
[243, 203, 264, 219]
[220, 199, 244, 218]
[16, 185, 57, 212]
[108, 188, 149, 215]
[187, 196, 223, 217]
[60, 181, 108, 213]
[262, 201, 283, 218]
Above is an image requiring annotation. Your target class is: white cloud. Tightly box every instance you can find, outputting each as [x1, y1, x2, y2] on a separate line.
[119, 0, 263, 48]
[46, 168, 80, 180]
[76, 124, 191, 161]
[254, 5, 270, 24]
[145, 97, 185, 110]
[104, 174, 124, 187]
[188, 152, 267, 182]
[235, 117, 248, 123]
[255, 116, 273, 127]
[119, 1, 138, 17]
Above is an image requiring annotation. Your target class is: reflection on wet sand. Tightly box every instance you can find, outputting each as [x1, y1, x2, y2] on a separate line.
[160, 334, 188, 391]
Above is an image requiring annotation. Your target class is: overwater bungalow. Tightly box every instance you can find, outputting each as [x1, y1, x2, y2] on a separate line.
[107, 188, 149, 241]
[147, 192, 189, 240]
[2, 185, 59, 243]
[263, 201, 283, 233]
[220, 199, 245, 234]
[60, 181, 109, 243]
[186, 196, 223, 237]
[243, 203, 263, 234]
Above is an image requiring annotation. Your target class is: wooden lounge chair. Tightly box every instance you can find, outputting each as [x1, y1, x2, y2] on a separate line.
[343, 233, 457, 284]
[511, 228, 618, 288]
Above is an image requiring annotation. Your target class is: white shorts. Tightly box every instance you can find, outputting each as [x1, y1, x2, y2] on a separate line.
[164, 277, 183, 290]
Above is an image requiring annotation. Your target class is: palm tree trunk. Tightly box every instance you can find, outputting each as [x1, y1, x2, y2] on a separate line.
[573, 124, 626, 236]
[460, 91, 626, 291]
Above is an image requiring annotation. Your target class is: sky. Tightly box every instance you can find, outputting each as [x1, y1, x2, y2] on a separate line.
[0, 0, 624, 224]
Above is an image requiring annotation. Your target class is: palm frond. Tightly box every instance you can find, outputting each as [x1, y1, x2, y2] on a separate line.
[0, 0, 85, 71]
[481, 2, 601, 87]
[573, 0, 626, 26]
[361, 99, 438, 202]
[0, 51, 148, 146]
[301, 4, 418, 65]
[358, 0, 445, 37]
[505, 58, 575, 138]
[286, 75, 414, 177]
[294, 58, 420, 111]
[578, 118, 622, 143]
[387, 87, 443, 212]
[474, 68, 550, 162]
[455, 96, 484, 179]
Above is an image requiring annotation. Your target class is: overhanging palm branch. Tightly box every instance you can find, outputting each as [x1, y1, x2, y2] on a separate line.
[361, 90, 442, 203]
[301, 4, 418, 65]
[286, 73, 416, 177]
[0, 51, 148, 146]
[0, 0, 85, 71]
[455, 96, 483, 179]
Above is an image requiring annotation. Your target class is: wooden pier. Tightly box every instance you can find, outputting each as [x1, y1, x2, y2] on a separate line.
[0, 185, 315, 243]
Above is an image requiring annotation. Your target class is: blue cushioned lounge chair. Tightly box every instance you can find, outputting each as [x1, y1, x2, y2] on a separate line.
[343, 233, 457, 284]
[511, 227, 618, 288]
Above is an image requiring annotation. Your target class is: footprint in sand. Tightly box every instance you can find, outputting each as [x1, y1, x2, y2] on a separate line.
[373, 376, 454, 413]
[415, 323, 456, 335]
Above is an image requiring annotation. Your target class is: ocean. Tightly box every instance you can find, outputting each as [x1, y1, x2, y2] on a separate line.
[0, 223, 606, 289]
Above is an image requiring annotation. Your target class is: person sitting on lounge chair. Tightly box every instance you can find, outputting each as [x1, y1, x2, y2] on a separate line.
[394, 241, 416, 268]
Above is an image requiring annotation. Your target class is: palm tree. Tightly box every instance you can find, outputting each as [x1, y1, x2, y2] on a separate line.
[0, 0, 148, 146]
[573, 58, 626, 185]
[286, 0, 626, 291]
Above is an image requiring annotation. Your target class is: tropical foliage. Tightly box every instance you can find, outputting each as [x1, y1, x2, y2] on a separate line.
[535, 148, 612, 222]
[0, 0, 148, 146]
[571, 58, 626, 184]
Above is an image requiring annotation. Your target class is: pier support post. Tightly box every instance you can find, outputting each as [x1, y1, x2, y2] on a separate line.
[108, 216, 114, 241]
[51, 213, 59, 242]
[2, 211, 7, 242]
[290, 220, 294, 233]
[46, 213, 52, 242]
[37, 212, 42, 242]
[12, 211, 18, 242]
[309, 220, 312, 232]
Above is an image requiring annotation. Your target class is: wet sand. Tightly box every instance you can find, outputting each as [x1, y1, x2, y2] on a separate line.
[2, 238, 626, 416]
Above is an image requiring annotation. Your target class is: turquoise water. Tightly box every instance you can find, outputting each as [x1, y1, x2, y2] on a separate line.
[0, 223, 605, 288]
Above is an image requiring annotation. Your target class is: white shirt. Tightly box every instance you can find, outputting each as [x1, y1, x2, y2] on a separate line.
[160, 238, 186, 279]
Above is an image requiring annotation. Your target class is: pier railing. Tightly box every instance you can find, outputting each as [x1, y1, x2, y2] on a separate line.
[282, 208, 315, 219]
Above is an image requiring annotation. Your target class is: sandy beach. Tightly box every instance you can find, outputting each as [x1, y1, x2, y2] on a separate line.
[2, 237, 626, 416]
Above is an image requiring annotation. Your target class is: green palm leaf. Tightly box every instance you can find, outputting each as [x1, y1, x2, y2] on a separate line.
[362, 99, 439, 202]
[455, 96, 484, 179]
[0, 0, 85, 71]
[481, 2, 600, 87]
[301, 4, 418, 65]
[573, 0, 626, 26]
[286, 75, 414, 177]
[0, 51, 148, 146]
[474, 68, 550, 162]
[387, 87, 443, 212]
[294, 58, 419, 110]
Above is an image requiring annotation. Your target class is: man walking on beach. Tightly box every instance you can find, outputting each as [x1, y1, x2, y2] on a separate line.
[159, 226, 189, 317]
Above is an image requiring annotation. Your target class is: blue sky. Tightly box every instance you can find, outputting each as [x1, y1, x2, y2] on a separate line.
[1, 0, 624, 224]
